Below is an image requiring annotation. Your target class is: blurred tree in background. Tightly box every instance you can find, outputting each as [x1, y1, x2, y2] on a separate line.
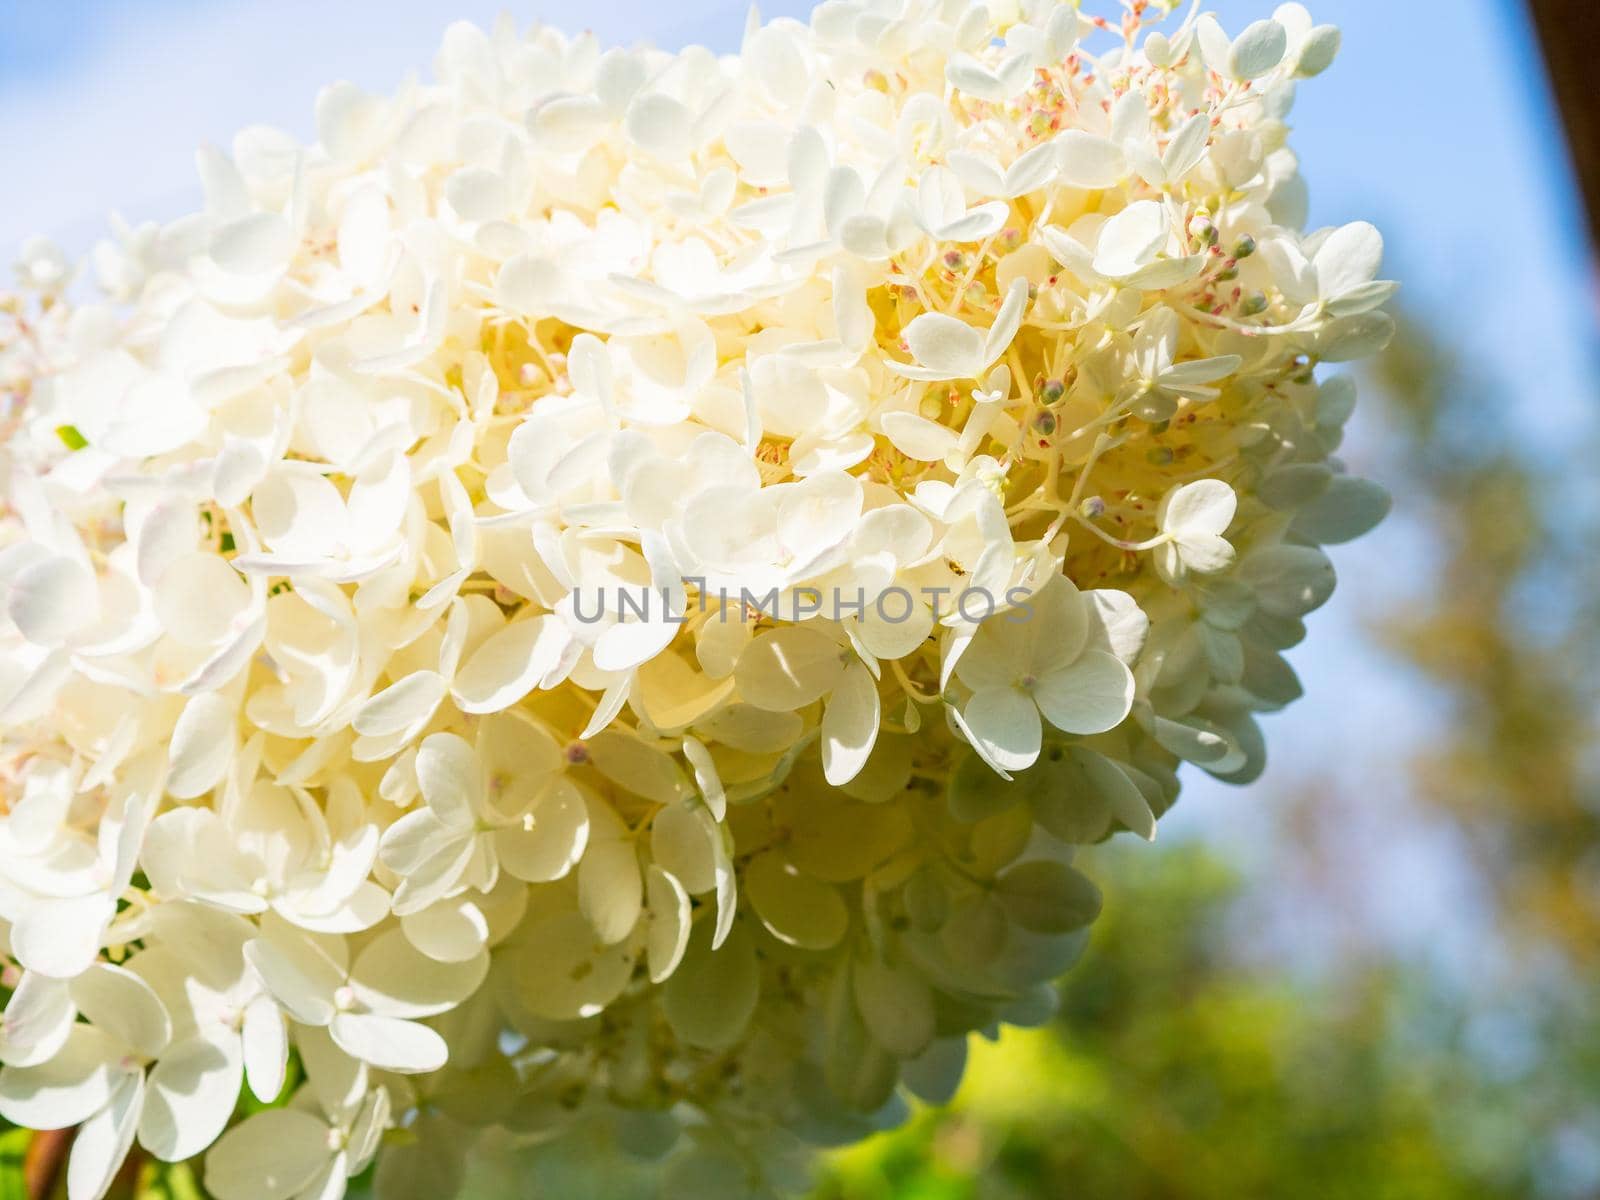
[1377, 320, 1600, 967]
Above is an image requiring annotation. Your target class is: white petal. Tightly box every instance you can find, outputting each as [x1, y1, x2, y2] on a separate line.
[1081, 748, 1157, 841]
[982, 278, 1030, 364]
[956, 610, 1044, 694]
[960, 686, 1042, 773]
[0, 972, 76, 1068]
[586, 731, 683, 805]
[445, 167, 510, 223]
[204, 1108, 331, 1200]
[1314, 221, 1384, 302]
[1229, 19, 1288, 79]
[296, 1024, 365, 1120]
[650, 802, 722, 895]
[831, 263, 873, 353]
[241, 995, 287, 1103]
[1297, 23, 1342, 76]
[496, 253, 563, 317]
[414, 732, 480, 829]
[210, 213, 294, 276]
[167, 693, 235, 799]
[154, 553, 251, 647]
[315, 80, 380, 163]
[1162, 113, 1211, 180]
[580, 837, 645, 946]
[386, 834, 476, 920]
[1126, 253, 1209, 291]
[133, 500, 196, 588]
[346, 1088, 389, 1174]
[625, 93, 692, 157]
[349, 928, 488, 1019]
[242, 934, 342, 1026]
[1161, 354, 1242, 389]
[1094, 201, 1167, 278]
[1176, 531, 1236, 575]
[139, 1035, 241, 1162]
[1039, 226, 1099, 282]
[712, 840, 737, 951]
[1195, 14, 1234, 73]
[933, 201, 1008, 242]
[820, 662, 880, 787]
[901, 312, 983, 379]
[734, 625, 846, 712]
[20, 883, 100, 971]
[1003, 141, 1059, 196]
[9, 556, 97, 646]
[1055, 132, 1126, 189]
[1160, 478, 1237, 539]
[330, 1013, 447, 1074]
[881, 412, 958, 462]
[593, 612, 677, 673]
[1150, 715, 1233, 765]
[335, 184, 392, 287]
[451, 616, 568, 715]
[292, 1157, 350, 1200]
[71, 964, 171, 1059]
[494, 780, 589, 884]
[0, 1025, 118, 1129]
[400, 896, 490, 964]
[512, 913, 634, 1021]
[644, 865, 691, 984]
[376, 808, 457, 876]
[251, 473, 347, 559]
[352, 671, 445, 739]
[67, 1072, 142, 1200]
[680, 735, 726, 822]
[1034, 652, 1135, 735]
[1086, 589, 1150, 665]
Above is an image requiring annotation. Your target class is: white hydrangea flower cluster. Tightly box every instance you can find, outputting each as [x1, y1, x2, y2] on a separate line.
[0, 2, 1392, 1196]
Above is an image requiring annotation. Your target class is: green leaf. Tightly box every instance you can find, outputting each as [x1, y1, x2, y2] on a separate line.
[135, 1160, 204, 1200]
[0, 1128, 28, 1200]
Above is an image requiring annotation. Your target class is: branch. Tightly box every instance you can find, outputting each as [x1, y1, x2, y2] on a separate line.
[1525, 0, 1600, 252]
[24, 1129, 71, 1200]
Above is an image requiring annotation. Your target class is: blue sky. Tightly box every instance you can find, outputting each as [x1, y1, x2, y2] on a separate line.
[4, 0, 1594, 965]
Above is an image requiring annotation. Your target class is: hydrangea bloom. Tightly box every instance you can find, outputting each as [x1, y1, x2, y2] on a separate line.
[0, 2, 1392, 1196]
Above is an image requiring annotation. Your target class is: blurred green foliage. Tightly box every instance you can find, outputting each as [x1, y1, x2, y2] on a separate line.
[1376, 317, 1600, 966]
[0, 1129, 26, 1200]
